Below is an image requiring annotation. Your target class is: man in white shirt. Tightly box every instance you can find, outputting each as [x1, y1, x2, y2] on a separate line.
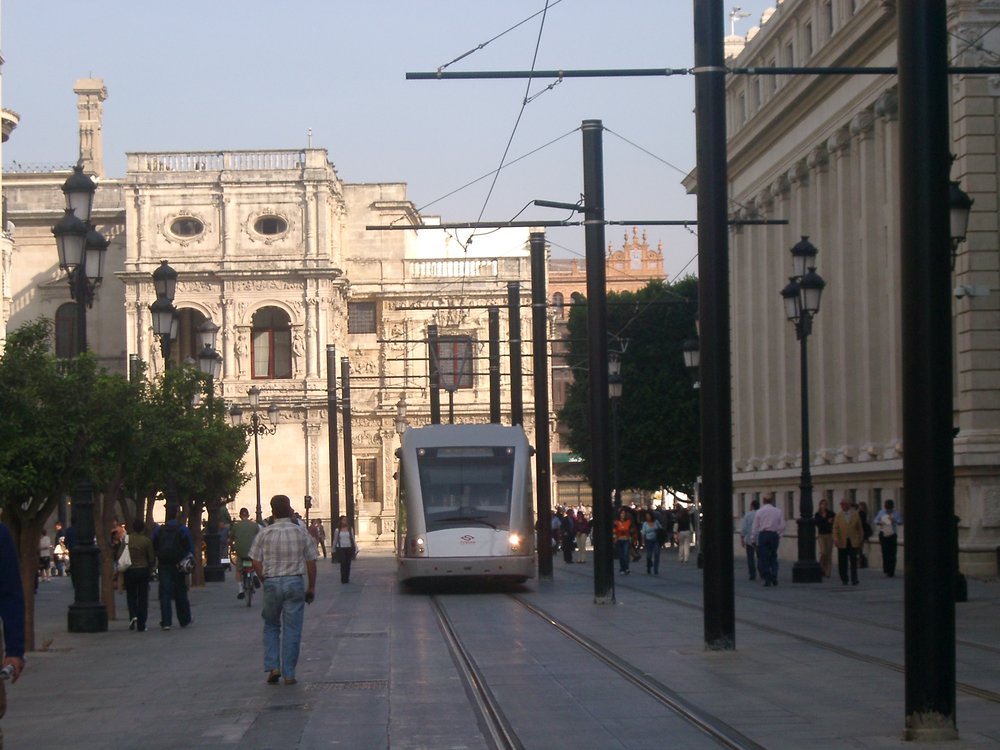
[739, 499, 760, 581]
[751, 493, 786, 587]
[250, 495, 318, 685]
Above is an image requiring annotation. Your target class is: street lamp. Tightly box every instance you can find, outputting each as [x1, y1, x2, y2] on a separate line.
[194, 319, 226, 582]
[229, 386, 279, 524]
[53, 163, 109, 633]
[150, 260, 178, 362]
[949, 180, 973, 269]
[682, 336, 700, 389]
[781, 236, 826, 584]
[608, 352, 623, 508]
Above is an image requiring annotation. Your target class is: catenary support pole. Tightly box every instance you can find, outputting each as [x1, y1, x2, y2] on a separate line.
[897, 2, 957, 740]
[693, 0, 735, 649]
[530, 232, 553, 579]
[582, 119, 614, 604]
[489, 307, 502, 424]
[427, 324, 441, 425]
[327, 345, 341, 527]
[507, 281, 524, 426]
[341, 357, 356, 534]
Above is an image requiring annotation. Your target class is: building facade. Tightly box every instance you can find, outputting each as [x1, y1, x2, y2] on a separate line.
[720, 0, 999, 575]
[3, 80, 538, 541]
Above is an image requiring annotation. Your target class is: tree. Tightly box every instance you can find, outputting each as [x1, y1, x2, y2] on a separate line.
[558, 277, 700, 497]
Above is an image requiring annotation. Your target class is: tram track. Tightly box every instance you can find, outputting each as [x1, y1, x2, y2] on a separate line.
[594, 573, 1000, 706]
[431, 592, 766, 750]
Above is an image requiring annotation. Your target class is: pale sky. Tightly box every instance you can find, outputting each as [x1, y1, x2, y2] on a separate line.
[2, 1, 775, 280]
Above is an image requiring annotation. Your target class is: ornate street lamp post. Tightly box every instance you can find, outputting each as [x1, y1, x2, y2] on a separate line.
[780, 237, 826, 584]
[195, 320, 226, 582]
[229, 387, 279, 524]
[52, 164, 109, 633]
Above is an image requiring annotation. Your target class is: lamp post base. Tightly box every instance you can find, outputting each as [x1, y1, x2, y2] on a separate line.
[791, 559, 823, 584]
[204, 563, 227, 583]
[67, 603, 108, 633]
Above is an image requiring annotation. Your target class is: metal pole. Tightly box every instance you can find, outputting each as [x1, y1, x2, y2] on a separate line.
[428, 324, 441, 425]
[582, 119, 614, 604]
[252, 417, 263, 524]
[489, 306, 502, 424]
[897, 2, 957, 739]
[66, 478, 107, 632]
[75, 269, 87, 353]
[530, 232, 553, 578]
[341, 357, 356, 534]
[507, 281, 524, 426]
[327, 345, 341, 526]
[611, 396, 621, 508]
[693, 0, 735, 649]
[792, 321, 822, 582]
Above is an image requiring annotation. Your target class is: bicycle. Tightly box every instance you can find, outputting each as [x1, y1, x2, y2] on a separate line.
[240, 557, 257, 607]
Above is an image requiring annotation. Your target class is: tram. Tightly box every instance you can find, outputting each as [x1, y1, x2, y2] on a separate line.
[395, 423, 536, 583]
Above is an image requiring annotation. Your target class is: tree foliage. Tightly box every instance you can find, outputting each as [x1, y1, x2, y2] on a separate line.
[0, 319, 247, 648]
[558, 277, 700, 496]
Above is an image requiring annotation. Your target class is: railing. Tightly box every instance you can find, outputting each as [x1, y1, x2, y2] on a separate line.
[130, 150, 307, 173]
[3, 162, 74, 174]
[408, 258, 499, 279]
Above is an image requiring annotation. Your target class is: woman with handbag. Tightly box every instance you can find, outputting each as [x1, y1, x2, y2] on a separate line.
[332, 515, 356, 584]
[123, 521, 156, 632]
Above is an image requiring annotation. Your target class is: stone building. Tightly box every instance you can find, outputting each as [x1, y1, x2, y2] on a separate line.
[2, 79, 536, 541]
[715, 0, 999, 575]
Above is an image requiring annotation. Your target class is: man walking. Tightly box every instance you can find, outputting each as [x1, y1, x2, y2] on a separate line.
[250, 495, 318, 685]
[739, 499, 760, 581]
[833, 497, 864, 585]
[153, 505, 193, 630]
[751, 493, 785, 587]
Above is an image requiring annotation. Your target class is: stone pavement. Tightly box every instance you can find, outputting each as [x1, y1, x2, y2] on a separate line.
[2, 547, 998, 749]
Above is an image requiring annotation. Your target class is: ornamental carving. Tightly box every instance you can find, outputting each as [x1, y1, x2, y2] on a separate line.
[850, 110, 875, 139]
[982, 486, 1000, 528]
[874, 87, 898, 121]
[770, 174, 791, 198]
[807, 143, 829, 171]
[231, 279, 302, 293]
[787, 160, 809, 186]
[826, 127, 851, 156]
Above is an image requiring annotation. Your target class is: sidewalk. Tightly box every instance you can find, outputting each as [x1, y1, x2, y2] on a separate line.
[2, 549, 998, 749]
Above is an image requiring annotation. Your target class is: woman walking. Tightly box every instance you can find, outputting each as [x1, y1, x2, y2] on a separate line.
[332, 515, 356, 584]
[613, 509, 633, 575]
[123, 520, 156, 632]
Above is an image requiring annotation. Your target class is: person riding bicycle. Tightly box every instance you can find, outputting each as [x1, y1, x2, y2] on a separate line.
[230, 507, 260, 599]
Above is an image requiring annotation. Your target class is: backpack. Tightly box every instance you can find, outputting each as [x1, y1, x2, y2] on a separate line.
[156, 523, 187, 565]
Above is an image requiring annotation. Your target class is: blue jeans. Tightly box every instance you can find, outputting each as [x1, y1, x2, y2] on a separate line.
[158, 566, 191, 627]
[644, 538, 660, 573]
[262, 575, 305, 679]
[756, 530, 780, 584]
[615, 539, 631, 572]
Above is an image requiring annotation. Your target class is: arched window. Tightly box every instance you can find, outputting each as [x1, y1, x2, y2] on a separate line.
[552, 292, 565, 319]
[251, 307, 292, 379]
[171, 308, 208, 367]
[55, 302, 79, 358]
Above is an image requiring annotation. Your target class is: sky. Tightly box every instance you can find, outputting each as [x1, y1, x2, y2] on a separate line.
[1, 1, 776, 280]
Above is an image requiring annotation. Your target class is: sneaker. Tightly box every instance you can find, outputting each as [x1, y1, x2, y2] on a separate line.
[129, 617, 137, 631]
[161, 625, 171, 631]
[267, 669, 281, 684]
[237, 592, 245, 600]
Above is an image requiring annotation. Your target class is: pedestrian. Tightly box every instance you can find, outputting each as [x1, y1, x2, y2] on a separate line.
[250, 495, 318, 685]
[37, 529, 53, 582]
[857, 501, 873, 568]
[832, 497, 863, 586]
[751, 493, 786, 587]
[641, 510, 662, 575]
[613, 508, 633, 575]
[231, 507, 261, 599]
[560, 511, 576, 564]
[153, 504, 194, 630]
[331, 515, 357, 584]
[550, 509, 563, 556]
[0, 521, 26, 746]
[813, 497, 835, 578]
[573, 510, 590, 563]
[123, 520, 155, 632]
[675, 505, 693, 564]
[873, 499, 903, 577]
[309, 520, 327, 558]
[739, 499, 760, 581]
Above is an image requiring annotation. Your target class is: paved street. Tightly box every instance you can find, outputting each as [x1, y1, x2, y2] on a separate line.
[3, 547, 999, 749]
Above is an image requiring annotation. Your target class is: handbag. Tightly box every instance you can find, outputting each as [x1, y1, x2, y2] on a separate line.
[117, 536, 132, 573]
[177, 552, 195, 573]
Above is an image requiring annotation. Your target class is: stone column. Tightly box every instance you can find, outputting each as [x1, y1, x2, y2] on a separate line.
[74, 78, 107, 178]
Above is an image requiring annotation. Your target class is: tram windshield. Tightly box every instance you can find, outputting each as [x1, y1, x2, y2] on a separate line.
[416, 446, 515, 532]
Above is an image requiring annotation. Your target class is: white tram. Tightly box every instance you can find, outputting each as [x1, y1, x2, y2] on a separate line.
[395, 423, 536, 583]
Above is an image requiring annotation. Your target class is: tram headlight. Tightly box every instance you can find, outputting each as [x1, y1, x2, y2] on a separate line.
[409, 537, 426, 556]
[509, 532, 521, 550]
